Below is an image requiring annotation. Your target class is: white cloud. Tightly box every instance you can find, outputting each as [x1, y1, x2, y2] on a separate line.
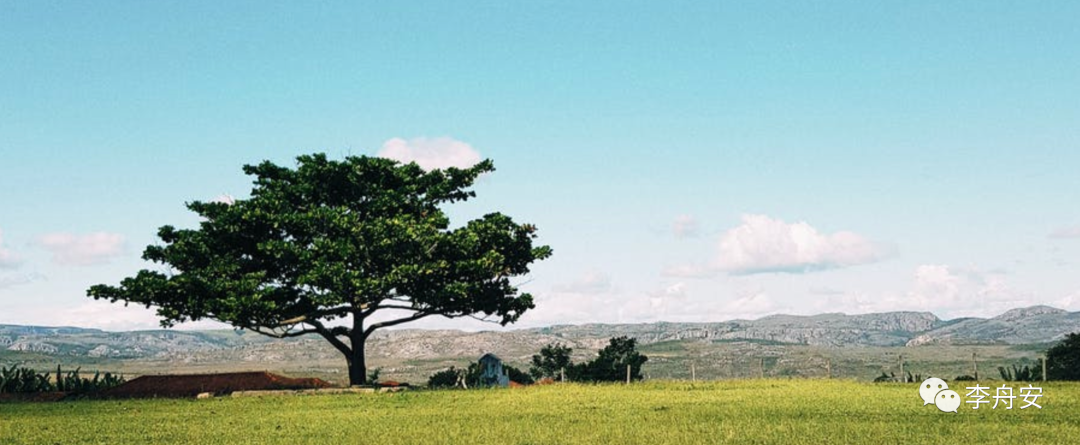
[661, 264, 717, 279]
[1049, 225, 1080, 239]
[905, 265, 1035, 318]
[551, 270, 612, 294]
[1056, 291, 1080, 311]
[715, 214, 889, 274]
[672, 214, 700, 238]
[614, 282, 690, 323]
[377, 137, 483, 170]
[0, 272, 44, 290]
[51, 300, 229, 331]
[37, 232, 125, 266]
[813, 265, 1035, 319]
[522, 292, 618, 326]
[0, 228, 22, 268]
[724, 290, 780, 319]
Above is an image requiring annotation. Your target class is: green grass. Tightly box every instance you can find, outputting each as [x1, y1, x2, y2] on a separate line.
[2, 380, 1078, 444]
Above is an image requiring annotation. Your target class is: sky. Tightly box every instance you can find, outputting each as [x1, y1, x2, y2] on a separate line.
[1, 1, 1079, 331]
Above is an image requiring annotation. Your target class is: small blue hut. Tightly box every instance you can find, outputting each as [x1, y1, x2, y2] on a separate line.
[478, 353, 510, 387]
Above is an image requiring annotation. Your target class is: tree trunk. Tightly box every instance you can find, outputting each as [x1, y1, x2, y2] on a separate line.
[348, 342, 367, 386]
[347, 313, 368, 386]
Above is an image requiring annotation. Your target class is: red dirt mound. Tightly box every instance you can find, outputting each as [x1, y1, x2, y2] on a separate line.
[100, 372, 331, 399]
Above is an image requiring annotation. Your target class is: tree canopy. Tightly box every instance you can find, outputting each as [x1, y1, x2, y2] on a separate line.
[1046, 332, 1080, 381]
[571, 336, 649, 382]
[88, 154, 551, 385]
[528, 337, 648, 383]
[530, 342, 573, 381]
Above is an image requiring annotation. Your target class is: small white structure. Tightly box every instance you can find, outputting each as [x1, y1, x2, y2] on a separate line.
[478, 353, 510, 387]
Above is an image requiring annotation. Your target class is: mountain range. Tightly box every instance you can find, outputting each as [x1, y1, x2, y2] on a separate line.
[2, 305, 1076, 383]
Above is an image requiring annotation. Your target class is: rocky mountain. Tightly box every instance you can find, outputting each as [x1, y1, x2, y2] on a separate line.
[529, 311, 944, 347]
[3, 306, 1080, 363]
[904, 305, 1080, 346]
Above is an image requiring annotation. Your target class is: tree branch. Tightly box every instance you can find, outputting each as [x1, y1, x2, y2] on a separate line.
[364, 311, 434, 337]
[374, 303, 422, 311]
[275, 306, 352, 326]
[246, 326, 319, 338]
[466, 314, 501, 325]
[307, 319, 353, 358]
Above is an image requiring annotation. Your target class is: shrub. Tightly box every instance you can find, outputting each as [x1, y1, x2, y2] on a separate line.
[1046, 333, 1080, 381]
[427, 367, 462, 389]
[530, 343, 573, 380]
[571, 336, 649, 383]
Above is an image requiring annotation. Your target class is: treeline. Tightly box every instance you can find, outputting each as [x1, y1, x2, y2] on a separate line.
[529, 336, 648, 383]
[0, 365, 125, 394]
[876, 332, 1080, 383]
[427, 336, 649, 389]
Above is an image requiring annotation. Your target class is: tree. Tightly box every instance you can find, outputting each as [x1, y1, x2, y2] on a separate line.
[1046, 332, 1080, 381]
[529, 342, 573, 380]
[427, 367, 462, 389]
[505, 364, 534, 385]
[87, 154, 552, 385]
[571, 336, 648, 382]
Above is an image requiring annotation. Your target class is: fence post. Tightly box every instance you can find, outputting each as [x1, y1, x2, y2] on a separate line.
[560, 367, 565, 383]
[691, 362, 696, 382]
[626, 364, 631, 384]
[759, 357, 764, 379]
[826, 359, 831, 379]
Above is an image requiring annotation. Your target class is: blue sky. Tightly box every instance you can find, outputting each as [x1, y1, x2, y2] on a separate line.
[1, 1, 1079, 330]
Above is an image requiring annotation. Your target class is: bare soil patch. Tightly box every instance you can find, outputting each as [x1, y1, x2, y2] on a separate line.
[100, 371, 331, 399]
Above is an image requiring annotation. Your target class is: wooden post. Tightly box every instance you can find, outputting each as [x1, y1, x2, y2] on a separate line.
[626, 364, 631, 384]
[899, 354, 904, 383]
[972, 352, 978, 381]
[560, 367, 565, 383]
[759, 357, 764, 379]
[1042, 356, 1047, 382]
[691, 363, 696, 382]
[826, 359, 831, 379]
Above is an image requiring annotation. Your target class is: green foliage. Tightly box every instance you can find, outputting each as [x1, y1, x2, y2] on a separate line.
[570, 336, 649, 382]
[0, 365, 124, 394]
[530, 342, 573, 380]
[427, 367, 462, 389]
[873, 371, 896, 383]
[87, 154, 551, 385]
[504, 364, 534, 385]
[365, 367, 382, 386]
[426, 361, 533, 389]
[0, 365, 53, 393]
[998, 363, 1042, 382]
[1046, 333, 1080, 381]
[954, 375, 977, 381]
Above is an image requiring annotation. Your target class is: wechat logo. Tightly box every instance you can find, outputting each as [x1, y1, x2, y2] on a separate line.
[919, 377, 960, 413]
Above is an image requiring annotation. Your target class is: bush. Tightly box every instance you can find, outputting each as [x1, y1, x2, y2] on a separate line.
[0, 365, 53, 393]
[0, 365, 125, 394]
[1046, 333, 1080, 381]
[505, 364, 534, 385]
[571, 336, 649, 383]
[530, 343, 573, 380]
[427, 367, 462, 389]
[998, 364, 1041, 382]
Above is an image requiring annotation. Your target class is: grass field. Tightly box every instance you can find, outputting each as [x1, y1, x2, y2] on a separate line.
[2, 380, 1078, 444]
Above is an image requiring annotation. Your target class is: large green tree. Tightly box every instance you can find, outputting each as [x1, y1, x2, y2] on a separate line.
[1046, 332, 1080, 381]
[88, 154, 551, 385]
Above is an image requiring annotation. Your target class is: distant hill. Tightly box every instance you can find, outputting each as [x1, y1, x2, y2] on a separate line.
[4, 306, 1080, 361]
